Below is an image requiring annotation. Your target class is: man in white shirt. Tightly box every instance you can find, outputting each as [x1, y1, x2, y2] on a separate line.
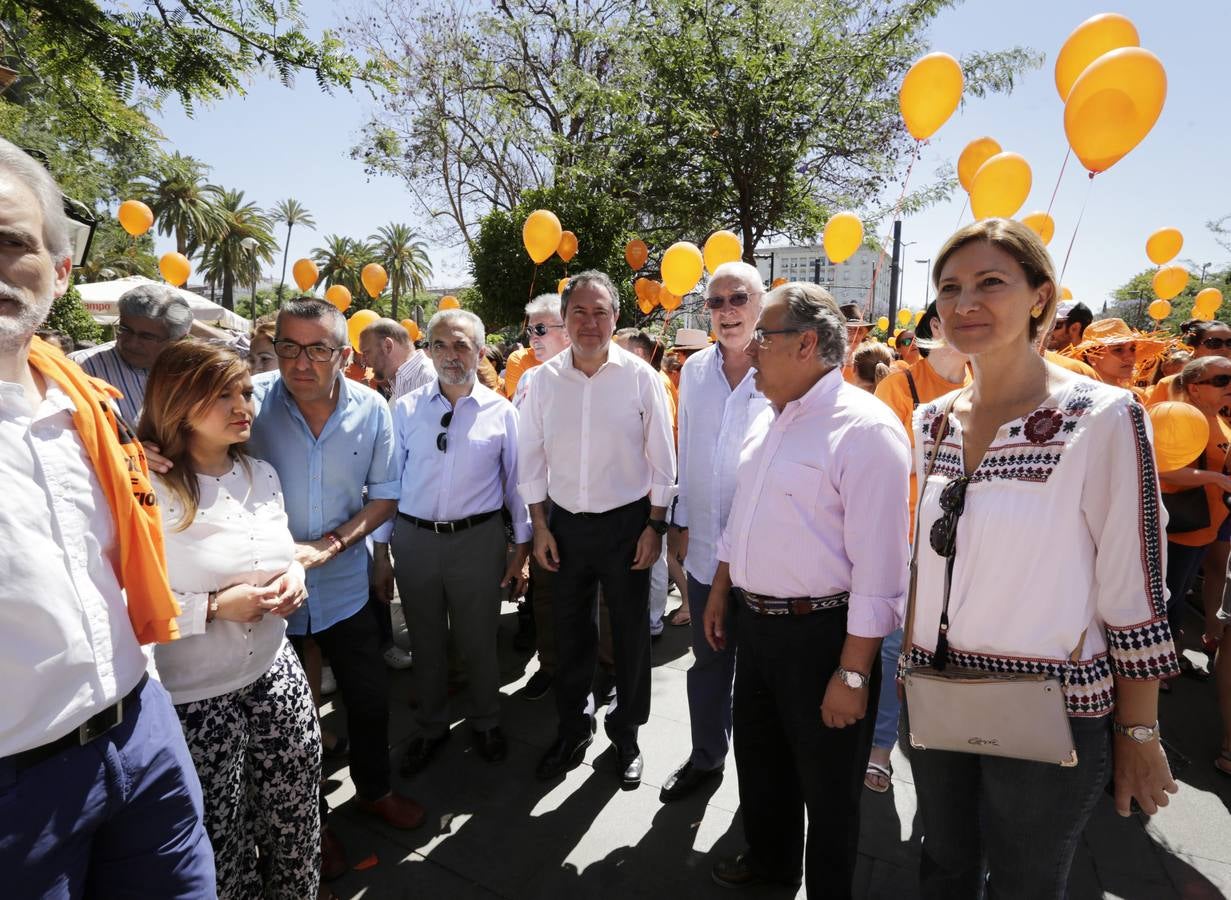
[359, 317, 436, 402]
[518, 271, 676, 787]
[660, 261, 768, 804]
[0, 138, 215, 897]
[703, 282, 910, 896]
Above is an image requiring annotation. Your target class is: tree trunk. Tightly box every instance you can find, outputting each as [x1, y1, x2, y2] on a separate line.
[222, 268, 235, 310]
[278, 223, 293, 300]
[391, 277, 400, 321]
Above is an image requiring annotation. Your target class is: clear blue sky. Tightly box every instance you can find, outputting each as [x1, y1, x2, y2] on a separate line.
[148, 0, 1231, 311]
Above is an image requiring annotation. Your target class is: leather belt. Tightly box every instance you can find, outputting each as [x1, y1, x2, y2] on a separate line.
[556, 498, 646, 520]
[4, 673, 147, 771]
[398, 509, 499, 534]
[743, 590, 850, 616]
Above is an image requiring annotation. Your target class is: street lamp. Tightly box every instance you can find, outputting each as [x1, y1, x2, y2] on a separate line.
[239, 237, 259, 323]
[897, 241, 917, 316]
[915, 258, 931, 307]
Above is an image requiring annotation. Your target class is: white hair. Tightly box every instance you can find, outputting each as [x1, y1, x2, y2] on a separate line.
[118, 284, 194, 339]
[709, 260, 764, 289]
[524, 293, 562, 319]
[0, 137, 72, 262]
[426, 308, 485, 347]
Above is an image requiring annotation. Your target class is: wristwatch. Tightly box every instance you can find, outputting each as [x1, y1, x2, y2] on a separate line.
[1113, 721, 1159, 744]
[835, 667, 870, 690]
[645, 518, 669, 536]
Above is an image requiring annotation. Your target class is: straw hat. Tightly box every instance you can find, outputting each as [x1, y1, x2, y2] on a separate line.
[670, 327, 711, 351]
[1064, 318, 1168, 365]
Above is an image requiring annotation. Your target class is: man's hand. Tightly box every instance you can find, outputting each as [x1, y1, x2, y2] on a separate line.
[142, 442, 173, 475]
[373, 553, 395, 605]
[295, 538, 336, 570]
[631, 527, 661, 570]
[703, 586, 729, 652]
[214, 583, 281, 624]
[533, 528, 560, 572]
[1113, 732, 1179, 817]
[501, 543, 531, 598]
[668, 527, 688, 566]
[821, 673, 869, 729]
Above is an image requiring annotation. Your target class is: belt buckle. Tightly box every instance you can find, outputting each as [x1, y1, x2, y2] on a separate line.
[433, 520, 453, 534]
[77, 701, 122, 745]
[791, 599, 812, 616]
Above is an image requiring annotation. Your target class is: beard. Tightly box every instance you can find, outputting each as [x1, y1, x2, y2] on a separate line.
[438, 364, 477, 387]
[0, 281, 55, 352]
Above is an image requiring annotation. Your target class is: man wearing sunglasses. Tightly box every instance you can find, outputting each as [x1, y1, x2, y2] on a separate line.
[703, 282, 910, 895]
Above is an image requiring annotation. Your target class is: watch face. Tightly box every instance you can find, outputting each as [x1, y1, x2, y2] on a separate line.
[841, 671, 864, 689]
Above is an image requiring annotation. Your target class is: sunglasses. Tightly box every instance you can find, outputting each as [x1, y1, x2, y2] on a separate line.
[705, 290, 761, 310]
[1197, 375, 1231, 388]
[436, 410, 453, 452]
[898, 337, 914, 347]
[527, 323, 565, 337]
[929, 476, 971, 558]
[1200, 338, 1231, 350]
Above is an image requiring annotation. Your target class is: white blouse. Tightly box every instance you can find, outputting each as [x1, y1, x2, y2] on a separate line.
[152, 458, 300, 705]
[908, 378, 1180, 717]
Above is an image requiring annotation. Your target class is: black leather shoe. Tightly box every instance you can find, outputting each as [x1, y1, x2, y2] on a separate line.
[536, 732, 593, 781]
[659, 760, 723, 803]
[618, 745, 643, 789]
[400, 731, 450, 778]
[473, 726, 508, 763]
[711, 851, 801, 890]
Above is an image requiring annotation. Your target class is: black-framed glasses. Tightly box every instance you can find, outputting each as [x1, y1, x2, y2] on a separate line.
[436, 410, 453, 452]
[273, 340, 344, 363]
[115, 323, 169, 345]
[1201, 338, 1231, 350]
[928, 476, 971, 558]
[750, 327, 801, 348]
[1197, 374, 1231, 388]
[527, 323, 565, 337]
[705, 290, 761, 310]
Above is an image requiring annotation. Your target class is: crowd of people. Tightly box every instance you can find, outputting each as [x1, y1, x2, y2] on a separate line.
[0, 133, 1206, 900]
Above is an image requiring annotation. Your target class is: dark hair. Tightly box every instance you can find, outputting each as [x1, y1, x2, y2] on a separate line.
[560, 270, 620, 316]
[276, 296, 347, 346]
[1061, 302, 1094, 330]
[914, 301, 940, 357]
[1182, 318, 1231, 348]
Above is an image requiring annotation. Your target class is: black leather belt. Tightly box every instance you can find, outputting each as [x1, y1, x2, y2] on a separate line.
[398, 509, 499, 534]
[557, 498, 646, 519]
[5, 673, 147, 771]
[743, 590, 850, 616]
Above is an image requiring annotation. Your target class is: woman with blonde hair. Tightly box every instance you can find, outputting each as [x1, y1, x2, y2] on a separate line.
[138, 339, 323, 900]
[850, 340, 895, 392]
[906, 218, 1178, 897]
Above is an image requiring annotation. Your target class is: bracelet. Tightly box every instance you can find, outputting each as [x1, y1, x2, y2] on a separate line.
[206, 591, 219, 623]
[324, 531, 345, 554]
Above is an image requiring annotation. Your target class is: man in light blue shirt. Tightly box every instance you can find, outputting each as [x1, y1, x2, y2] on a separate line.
[246, 298, 425, 859]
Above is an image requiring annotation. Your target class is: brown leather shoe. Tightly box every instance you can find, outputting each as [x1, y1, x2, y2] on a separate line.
[355, 792, 426, 830]
[320, 826, 347, 882]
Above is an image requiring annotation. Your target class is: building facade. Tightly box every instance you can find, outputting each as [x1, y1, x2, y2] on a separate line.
[753, 244, 892, 315]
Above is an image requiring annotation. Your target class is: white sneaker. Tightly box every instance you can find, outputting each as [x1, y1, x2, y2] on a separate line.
[383, 646, 414, 670]
[320, 665, 337, 696]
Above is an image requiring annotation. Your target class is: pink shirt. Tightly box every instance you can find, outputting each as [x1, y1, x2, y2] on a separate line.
[718, 367, 911, 638]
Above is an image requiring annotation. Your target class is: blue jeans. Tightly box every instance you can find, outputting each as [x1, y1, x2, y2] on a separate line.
[685, 575, 738, 770]
[873, 628, 903, 750]
[908, 709, 1112, 900]
[0, 675, 216, 899]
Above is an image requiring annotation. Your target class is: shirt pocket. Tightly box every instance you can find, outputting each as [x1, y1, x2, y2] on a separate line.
[766, 460, 825, 522]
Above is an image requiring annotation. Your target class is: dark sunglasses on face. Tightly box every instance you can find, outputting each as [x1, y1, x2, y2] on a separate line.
[1200, 338, 1231, 350]
[273, 340, 343, 362]
[705, 290, 761, 310]
[1197, 374, 1231, 388]
[436, 410, 453, 452]
[898, 337, 914, 347]
[527, 323, 565, 337]
[929, 475, 971, 558]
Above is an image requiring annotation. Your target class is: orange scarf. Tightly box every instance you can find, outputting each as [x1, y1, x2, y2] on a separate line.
[27, 337, 181, 644]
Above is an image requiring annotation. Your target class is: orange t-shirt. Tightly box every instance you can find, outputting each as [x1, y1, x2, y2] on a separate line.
[1145, 375, 1174, 407]
[503, 347, 540, 399]
[1045, 350, 1098, 379]
[1162, 413, 1231, 547]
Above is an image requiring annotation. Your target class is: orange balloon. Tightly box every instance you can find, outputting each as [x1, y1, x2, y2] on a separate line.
[292, 258, 318, 293]
[957, 137, 1002, 193]
[637, 296, 654, 315]
[1149, 401, 1210, 472]
[556, 230, 578, 263]
[439, 294, 460, 310]
[1060, 286, 1074, 301]
[118, 200, 154, 237]
[522, 210, 563, 264]
[158, 252, 190, 287]
[400, 318, 421, 342]
[822, 212, 863, 265]
[325, 284, 352, 313]
[1054, 13, 1140, 102]
[703, 230, 742, 273]
[625, 239, 649, 270]
[1145, 227, 1183, 266]
[970, 152, 1032, 220]
[1148, 299, 1172, 321]
[347, 308, 379, 350]
[1063, 47, 1167, 174]
[771, 277, 787, 288]
[899, 52, 964, 140]
[1020, 211, 1055, 246]
[660, 289, 683, 312]
[660, 242, 703, 297]
[557, 277, 569, 295]
[361, 263, 388, 299]
[1195, 288, 1223, 316]
[1152, 265, 1188, 301]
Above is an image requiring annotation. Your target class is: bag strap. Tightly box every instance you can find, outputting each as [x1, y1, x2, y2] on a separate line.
[905, 371, 921, 410]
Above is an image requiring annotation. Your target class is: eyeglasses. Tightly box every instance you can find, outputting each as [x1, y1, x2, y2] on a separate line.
[115, 323, 169, 345]
[527, 323, 565, 337]
[1196, 374, 1231, 388]
[1200, 338, 1231, 350]
[273, 340, 344, 362]
[750, 327, 801, 348]
[928, 476, 971, 558]
[705, 290, 761, 310]
[436, 410, 453, 452]
[898, 337, 914, 347]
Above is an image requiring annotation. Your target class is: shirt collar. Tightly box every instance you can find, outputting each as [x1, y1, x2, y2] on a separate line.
[428, 378, 481, 409]
[564, 341, 629, 374]
[778, 365, 843, 417]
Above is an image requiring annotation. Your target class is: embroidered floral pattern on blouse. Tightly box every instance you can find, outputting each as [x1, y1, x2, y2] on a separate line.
[1023, 409, 1063, 444]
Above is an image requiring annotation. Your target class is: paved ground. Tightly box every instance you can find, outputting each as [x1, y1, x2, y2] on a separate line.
[318, 593, 1231, 899]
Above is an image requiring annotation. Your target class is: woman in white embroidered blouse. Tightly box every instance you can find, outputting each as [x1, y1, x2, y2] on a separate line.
[906, 219, 1179, 899]
[138, 340, 322, 900]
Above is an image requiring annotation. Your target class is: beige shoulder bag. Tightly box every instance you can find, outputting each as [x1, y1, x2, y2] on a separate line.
[901, 395, 1080, 767]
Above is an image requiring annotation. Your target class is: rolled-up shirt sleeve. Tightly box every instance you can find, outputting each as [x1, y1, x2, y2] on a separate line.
[365, 401, 401, 501]
[1082, 399, 1180, 680]
[501, 404, 533, 543]
[641, 367, 678, 507]
[840, 421, 911, 638]
[516, 366, 549, 505]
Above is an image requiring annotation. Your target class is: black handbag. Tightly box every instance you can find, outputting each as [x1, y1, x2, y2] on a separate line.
[1163, 452, 1211, 535]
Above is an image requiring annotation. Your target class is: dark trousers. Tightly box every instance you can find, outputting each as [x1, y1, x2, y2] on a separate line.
[1166, 540, 1207, 641]
[685, 574, 738, 770]
[909, 711, 1112, 900]
[550, 497, 652, 748]
[291, 604, 391, 801]
[733, 603, 879, 899]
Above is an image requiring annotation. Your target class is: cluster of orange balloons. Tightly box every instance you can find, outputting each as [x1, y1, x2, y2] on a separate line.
[1143, 226, 1191, 322]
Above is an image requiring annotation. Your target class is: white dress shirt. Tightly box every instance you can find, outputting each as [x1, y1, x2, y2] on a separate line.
[0, 381, 148, 756]
[152, 458, 300, 705]
[718, 367, 911, 638]
[374, 380, 532, 543]
[518, 342, 677, 514]
[674, 343, 768, 584]
[392, 350, 437, 402]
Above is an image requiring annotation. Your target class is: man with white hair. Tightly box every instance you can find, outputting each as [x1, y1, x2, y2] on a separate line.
[660, 260, 769, 804]
[512, 292, 569, 410]
[373, 309, 531, 775]
[359, 317, 436, 401]
[0, 138, 215, 895]
[70, 282, 193, 423]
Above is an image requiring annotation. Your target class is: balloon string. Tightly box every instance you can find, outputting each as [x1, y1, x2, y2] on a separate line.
[528, 264, 538, 302]
[1045, 147, 1072, 219]
[866, 139, 922, 309]
[952, 196, 968, 233]
[1058, 173, 1096, 285]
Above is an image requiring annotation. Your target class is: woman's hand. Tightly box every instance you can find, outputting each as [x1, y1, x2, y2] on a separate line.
[1113, 732, 1179, 816]
[214, 583, 281, 624]
[266, 564, 307, 618]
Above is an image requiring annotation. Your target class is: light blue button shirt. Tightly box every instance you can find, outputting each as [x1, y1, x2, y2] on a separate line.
[248, 371, 399, 635]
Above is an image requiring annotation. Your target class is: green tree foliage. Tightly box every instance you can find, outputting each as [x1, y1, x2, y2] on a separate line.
[1109, 266, 1231, 332]
[369, 223, 432, 320]
[271, 198, 316, 300]
[43, 284, 103, 343]
[139, 152, 226, 256]
[73, 221, 159, 282]
[198, 189, 277, 310]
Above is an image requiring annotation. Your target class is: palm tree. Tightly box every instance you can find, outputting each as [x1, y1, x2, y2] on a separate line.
[140, 152, 226, 256]
[270, 198, 316, 300]
[198, 189, 278, 311]
[369, 224, 432, 319]
[312, 235, 375, 301]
